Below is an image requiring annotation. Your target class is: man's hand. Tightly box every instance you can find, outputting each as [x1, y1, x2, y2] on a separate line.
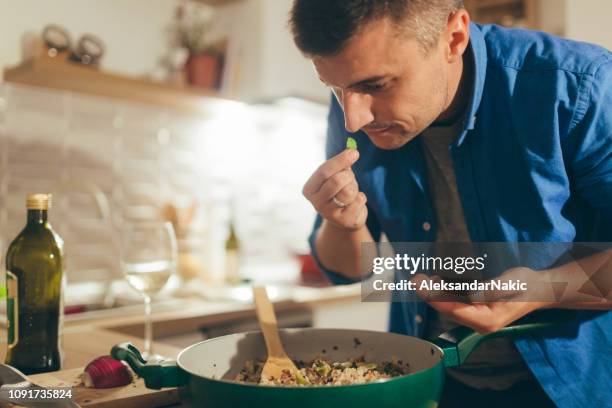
[304, 149, 374, 279]
[302, 149, 368, 231]
[426, 299, 547, 334]
[411, 269, 551, 334]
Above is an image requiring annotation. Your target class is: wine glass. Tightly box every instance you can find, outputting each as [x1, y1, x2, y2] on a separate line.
[121, 221, 178, 359]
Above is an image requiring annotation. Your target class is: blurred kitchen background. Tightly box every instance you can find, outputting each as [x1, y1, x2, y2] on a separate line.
[0, 0, 610, 346]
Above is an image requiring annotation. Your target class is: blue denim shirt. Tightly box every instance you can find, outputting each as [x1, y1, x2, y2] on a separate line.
[309, 23, 612, 407]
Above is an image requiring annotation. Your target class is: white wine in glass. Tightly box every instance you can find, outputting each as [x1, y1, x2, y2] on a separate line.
[121, 221, 177, 359]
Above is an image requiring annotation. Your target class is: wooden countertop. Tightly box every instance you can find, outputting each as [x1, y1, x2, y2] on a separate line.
[0, 328, 181, 371]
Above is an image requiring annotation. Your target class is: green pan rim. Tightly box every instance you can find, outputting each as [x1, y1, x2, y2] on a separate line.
[176, 327, 445, 390]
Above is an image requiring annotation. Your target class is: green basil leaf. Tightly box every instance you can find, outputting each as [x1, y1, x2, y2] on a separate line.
[346, 137, 357, 150]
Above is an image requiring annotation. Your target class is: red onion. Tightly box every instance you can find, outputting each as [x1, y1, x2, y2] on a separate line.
[82, 356, 132, 388]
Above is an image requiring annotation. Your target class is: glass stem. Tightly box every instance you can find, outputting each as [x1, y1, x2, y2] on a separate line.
[143, 294, 153, 357]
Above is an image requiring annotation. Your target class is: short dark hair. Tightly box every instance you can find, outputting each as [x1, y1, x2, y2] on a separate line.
[290, 0, 464, 56]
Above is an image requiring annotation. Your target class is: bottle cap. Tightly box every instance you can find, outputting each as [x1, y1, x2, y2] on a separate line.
[26, 194, 52, 210]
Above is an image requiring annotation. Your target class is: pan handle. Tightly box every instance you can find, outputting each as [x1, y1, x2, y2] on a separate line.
[111, 342, 189, 389]
[434, 309, 573, 367]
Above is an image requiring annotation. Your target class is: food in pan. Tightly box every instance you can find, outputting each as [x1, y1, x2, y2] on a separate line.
[235, 356, 408, 386]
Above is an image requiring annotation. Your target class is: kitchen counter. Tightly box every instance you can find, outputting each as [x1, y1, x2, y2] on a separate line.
[63, 283, 363, 339]
[0, 283, 385, 407]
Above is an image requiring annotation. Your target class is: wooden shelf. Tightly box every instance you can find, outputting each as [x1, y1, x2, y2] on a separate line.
[3, 56, 238, 115]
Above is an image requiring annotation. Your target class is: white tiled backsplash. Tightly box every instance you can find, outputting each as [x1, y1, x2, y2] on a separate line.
[0, 83, 327, 284]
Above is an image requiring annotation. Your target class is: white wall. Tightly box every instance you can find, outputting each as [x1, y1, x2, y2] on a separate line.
[0, 0, 180, 76]
[539, 0, 611, 51]
[564, 0, 612, 51]
[204, 0, 264, 100]
[259, 0, 328, 102]
[213, 0, 328, 102]
[538, 0, 566, 36]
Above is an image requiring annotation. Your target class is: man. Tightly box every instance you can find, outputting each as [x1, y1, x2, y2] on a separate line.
[290, 1, 611, 407]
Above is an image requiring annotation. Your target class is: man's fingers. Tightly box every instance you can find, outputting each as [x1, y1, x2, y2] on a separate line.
[429, 301, 498, 332]
[339, 192, 367, 219]
[413, 271, 547, 334]
[334, 182, 359, 205]
[428, 301, 482, 320]
[427, 301, 536, 334]
[411, 274, 468, 303]
[322, 192, 367, 230]
[353, 204, 369, 228]
[303, 149, 359, 197]
[312, 169, 357, 206]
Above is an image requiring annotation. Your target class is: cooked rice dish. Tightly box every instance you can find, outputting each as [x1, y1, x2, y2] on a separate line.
[235, 356, 408, 386]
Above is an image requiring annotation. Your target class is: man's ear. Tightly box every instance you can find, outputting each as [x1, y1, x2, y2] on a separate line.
[444, 9, 470, 63]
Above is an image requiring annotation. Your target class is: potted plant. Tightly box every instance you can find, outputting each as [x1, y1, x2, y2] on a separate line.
[171, 1, 222, 90]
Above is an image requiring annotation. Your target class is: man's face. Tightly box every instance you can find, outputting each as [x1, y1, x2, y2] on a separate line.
[313, 17, 454, 150]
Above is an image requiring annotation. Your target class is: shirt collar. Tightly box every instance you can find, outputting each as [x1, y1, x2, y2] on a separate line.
[455, 23, 488, 145]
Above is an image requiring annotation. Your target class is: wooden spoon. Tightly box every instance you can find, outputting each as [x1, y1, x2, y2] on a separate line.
[253, 286, 299, 382]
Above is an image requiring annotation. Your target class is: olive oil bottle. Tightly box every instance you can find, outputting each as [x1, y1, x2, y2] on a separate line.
[5, 194, 64, 374]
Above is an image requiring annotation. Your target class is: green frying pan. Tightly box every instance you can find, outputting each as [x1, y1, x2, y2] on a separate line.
[112, 310, 568, 408]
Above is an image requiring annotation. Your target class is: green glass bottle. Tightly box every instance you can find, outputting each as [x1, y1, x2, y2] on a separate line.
[225, 219, 241, 284]
[5, 194, 64, 374]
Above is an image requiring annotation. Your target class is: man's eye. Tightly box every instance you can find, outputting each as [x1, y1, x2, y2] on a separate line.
[360, 83, 386, 93]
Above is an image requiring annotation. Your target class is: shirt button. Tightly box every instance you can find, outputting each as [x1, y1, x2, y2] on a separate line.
[415, 315, 423, 324]
[422, 222, 431, 232]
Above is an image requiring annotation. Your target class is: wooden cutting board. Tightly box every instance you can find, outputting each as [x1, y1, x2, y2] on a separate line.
[2, 329, 185, 407]
[17, 367, 183, 408]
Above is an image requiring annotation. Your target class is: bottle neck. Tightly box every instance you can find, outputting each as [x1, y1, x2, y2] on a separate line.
[27, 209, 48, 225]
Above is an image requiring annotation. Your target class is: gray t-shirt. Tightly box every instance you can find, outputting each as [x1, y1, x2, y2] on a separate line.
[420, 122, 533, 390]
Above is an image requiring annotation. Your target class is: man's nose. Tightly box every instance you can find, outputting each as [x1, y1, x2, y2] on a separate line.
[341, 91, 374, 133]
